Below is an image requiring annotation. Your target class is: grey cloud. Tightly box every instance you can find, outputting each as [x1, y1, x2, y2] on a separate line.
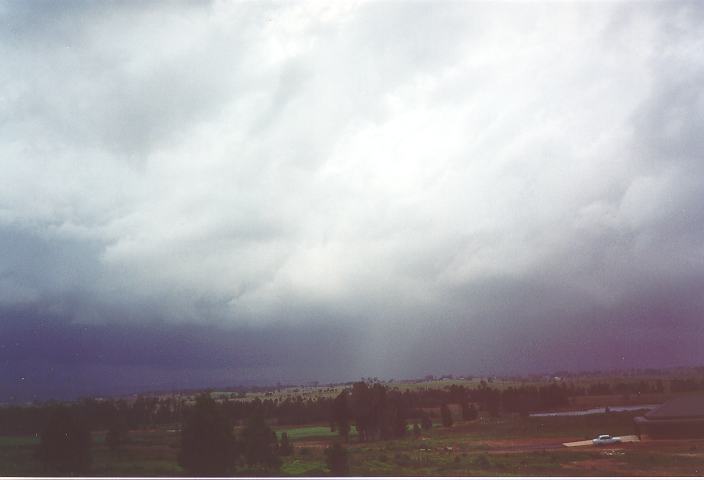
[1, 1, 704, 400]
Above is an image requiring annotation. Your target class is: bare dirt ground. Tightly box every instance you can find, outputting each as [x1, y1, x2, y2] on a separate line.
[533, 438, 704, 476]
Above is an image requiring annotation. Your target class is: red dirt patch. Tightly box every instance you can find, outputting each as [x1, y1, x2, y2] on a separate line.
[483, 437, 574, 447]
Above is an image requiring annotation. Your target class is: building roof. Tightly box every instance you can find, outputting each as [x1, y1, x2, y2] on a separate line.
[645, 394, 704, 419]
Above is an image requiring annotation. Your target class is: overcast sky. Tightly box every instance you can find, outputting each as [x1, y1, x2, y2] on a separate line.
[1, 0, 704, 401]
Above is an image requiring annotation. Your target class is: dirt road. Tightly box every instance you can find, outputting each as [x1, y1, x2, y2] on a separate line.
[564, 435, 640, 447]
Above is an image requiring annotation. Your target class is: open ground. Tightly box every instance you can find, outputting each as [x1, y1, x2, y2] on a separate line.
[2, 406, 703, 476]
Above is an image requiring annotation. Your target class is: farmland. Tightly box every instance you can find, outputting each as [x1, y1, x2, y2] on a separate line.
[2, 408, 703, 476]
[2, 369, 704, 476]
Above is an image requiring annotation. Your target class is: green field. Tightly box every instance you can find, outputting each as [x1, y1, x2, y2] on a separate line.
[0, 435, 39, 447]
[276, 425, 342, 441]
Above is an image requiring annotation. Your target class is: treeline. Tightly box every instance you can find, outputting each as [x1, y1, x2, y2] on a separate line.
[0, 397, 183, 435]
[569, 380, 666, 396]
[0, 394, 337, 435]
[33, 395, 305, 476]
[223, 396, 334, 426]
[4, 376, 704, 436]
[327, 381, 570, 442]
[565, 378, 704, 395]
[670, 378, 704, 393]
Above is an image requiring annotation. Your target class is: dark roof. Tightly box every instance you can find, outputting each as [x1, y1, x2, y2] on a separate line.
[645, 394, 704, 419]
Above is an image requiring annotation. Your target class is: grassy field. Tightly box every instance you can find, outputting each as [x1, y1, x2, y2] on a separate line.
[2, 411, 702, 476]
[276, 424, 349, 441]
[0, 435, 39, 447]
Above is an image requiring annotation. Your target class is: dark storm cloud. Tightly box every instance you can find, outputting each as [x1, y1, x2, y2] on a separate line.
[0, 304, 363, 401]
[1, 1, 704, 400]
[0, 305, 358, 369]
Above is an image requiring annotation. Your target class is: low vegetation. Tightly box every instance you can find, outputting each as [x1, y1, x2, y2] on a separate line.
[1, 368, 703, 476]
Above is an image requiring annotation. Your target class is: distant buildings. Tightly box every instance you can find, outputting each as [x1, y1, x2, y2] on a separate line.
[634, 393, 704, 438]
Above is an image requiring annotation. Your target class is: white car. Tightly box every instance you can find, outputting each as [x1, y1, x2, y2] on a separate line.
[592, 434, 621, 446]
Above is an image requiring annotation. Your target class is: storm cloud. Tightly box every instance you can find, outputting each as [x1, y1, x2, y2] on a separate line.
[1, 1, 704, 401]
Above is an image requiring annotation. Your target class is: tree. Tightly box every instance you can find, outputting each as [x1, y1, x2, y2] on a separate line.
[105, 407, 129, 452]
[325, 442, 349, 475]
[37, 407, 91, 475]
[517, 396, 530, 418]
[240, 415, 281, 471]
[349, 381, 399, 442]
[487, 399, 501, 418]
[278, 432, 293, 456]
[331, 390, 351, 441]
[420, 410, 432, 430]
[350, 382, 373, 442]
[440, 404, 453, 428]
[462, 403, 478, 421]
[392, 403, 407, 438]
[485, 388, 501, 418]
[105, 421, 128, 452]
[178, 394, 237, 476]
